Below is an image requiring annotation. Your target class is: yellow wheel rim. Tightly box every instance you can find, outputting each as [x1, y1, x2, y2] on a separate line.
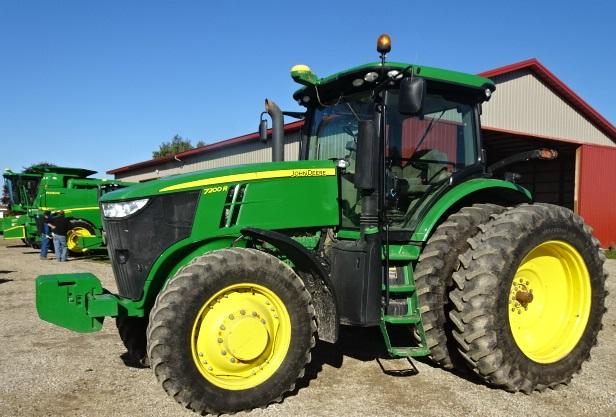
[191, 283, 292, 390]
[66, 227, 93, 252]
[508, 240, 591, 363]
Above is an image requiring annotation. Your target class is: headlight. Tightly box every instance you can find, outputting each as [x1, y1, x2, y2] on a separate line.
[102, 198, 148, 218]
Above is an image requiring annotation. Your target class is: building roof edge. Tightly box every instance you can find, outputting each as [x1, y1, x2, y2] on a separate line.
[480, 58, 616, 140]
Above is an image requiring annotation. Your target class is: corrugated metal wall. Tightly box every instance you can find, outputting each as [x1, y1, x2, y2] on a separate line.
[116, 132, 301, 182]
[482, 70, 615, 147]
[577, 144, 616, 247]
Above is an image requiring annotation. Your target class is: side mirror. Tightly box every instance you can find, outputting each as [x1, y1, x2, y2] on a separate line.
[354, 120, 379, 191]
[259, 118, 268, 142]
[399, 77, 426, 115]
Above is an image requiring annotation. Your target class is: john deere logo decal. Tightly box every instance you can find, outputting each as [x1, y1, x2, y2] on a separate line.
[291, 169, 329, 177]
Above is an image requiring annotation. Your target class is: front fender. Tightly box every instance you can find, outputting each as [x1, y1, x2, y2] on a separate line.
[139, 236, 242, 311]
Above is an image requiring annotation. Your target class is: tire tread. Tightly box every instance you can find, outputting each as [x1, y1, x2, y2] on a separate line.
[414, 203, 505, 369]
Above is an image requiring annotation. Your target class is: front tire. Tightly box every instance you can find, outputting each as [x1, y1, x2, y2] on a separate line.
[147, 248, 316, 414]
[449, 203, 607, 392]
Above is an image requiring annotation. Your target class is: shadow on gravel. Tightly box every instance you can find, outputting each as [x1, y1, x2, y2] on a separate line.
[7, 244, 28, 248]
[76, 250, 110, 263]
[412, 356, 487, 386]
[83, 255, 111, 262]
[290, 325, 488, 394]
[291, 326, 400, 394]
[0, 269, 14, 284]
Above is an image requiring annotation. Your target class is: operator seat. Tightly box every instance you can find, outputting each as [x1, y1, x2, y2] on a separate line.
[402, 148, 451, 194]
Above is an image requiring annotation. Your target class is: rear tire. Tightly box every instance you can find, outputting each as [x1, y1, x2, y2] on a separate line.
[147, 248, 316, 414]
[449, 203, 607, 392]
[414, 203, 505, 369]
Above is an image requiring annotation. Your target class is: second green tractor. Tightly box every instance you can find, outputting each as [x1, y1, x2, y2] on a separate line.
[36, 36, 607, 414]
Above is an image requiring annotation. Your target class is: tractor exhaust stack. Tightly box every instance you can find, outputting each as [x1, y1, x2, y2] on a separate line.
[265, 99, 284, 162]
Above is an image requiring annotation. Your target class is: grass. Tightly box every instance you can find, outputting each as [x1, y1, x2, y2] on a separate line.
[606, 248, 616, 260]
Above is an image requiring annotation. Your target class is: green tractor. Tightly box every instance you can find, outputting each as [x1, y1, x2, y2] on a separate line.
[3, 166, 131, 253]
[36, 36, 606, 414]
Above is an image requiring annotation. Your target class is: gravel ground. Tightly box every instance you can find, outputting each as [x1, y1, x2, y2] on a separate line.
[0, 238, 614, 417]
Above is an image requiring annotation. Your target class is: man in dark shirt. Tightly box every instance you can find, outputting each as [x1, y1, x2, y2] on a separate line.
[48, 211, 71, 262]
[36, 211, 52, 260]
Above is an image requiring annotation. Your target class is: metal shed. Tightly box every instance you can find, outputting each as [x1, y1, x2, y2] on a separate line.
[478, 59, 616, 246]
[108, 60, 616, 246]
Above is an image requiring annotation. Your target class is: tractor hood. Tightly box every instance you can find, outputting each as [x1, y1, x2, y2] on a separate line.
[101, 160, 338, 202]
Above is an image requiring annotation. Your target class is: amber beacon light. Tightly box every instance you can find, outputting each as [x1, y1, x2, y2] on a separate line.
[377, 34, 391, 55]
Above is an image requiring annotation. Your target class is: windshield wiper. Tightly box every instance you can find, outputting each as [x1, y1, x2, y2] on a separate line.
[413, 110, 446, 152]
[345, 102, 361, 121]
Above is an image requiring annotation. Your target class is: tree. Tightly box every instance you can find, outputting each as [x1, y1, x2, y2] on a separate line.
[23, 162, 57, 173]
[153, 135, 194, 159]
[152, 135, 207, 158]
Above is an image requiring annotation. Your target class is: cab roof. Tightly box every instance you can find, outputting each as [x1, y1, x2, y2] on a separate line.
[27, 166, 97, 177]
[292, 61, 495, 104]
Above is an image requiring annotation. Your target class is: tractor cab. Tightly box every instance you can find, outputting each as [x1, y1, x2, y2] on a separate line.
[290, 39, 493, 234]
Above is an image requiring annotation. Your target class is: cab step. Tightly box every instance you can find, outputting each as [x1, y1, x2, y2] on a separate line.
[390, 346, 430, 357]
[380, 263, 430, 359]
[382, 313, 421, 324]
[386, 284, 416, 293]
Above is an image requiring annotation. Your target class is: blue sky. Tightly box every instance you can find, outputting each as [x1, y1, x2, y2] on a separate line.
[1, 0, 614, 179]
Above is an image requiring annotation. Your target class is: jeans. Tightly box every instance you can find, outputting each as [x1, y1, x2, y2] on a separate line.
[40, 234, 50, 258]
[53, 234, 68, 262]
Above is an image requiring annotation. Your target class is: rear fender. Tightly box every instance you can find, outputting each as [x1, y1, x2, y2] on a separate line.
[411, 180, 531, 241]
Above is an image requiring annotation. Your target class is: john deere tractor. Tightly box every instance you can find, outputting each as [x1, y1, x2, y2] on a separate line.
[36, 35, 606, 414]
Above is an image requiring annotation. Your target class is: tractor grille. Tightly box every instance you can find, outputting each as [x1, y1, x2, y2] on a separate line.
[104, 191, 199, 299]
